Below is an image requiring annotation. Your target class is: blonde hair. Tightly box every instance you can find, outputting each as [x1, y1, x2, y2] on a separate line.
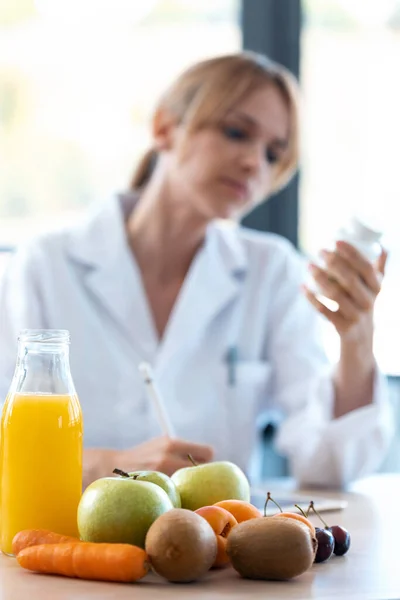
[130, 51, 299, 195]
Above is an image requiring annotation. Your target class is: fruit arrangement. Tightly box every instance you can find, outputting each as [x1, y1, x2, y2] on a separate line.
[12, 459, 351, 585]
[306, 500, 351, 563]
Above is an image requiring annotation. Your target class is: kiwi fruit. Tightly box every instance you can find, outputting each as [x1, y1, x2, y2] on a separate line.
[145, 508, 217, 583]
[226, 516, 317, 580]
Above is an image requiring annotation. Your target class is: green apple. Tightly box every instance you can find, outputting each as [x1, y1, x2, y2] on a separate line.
[77, 477, 173, 548]
[171, 461, 250, 511]
[128, 471, 181, 508]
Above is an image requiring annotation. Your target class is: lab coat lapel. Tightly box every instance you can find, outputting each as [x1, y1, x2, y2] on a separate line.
[156, 221, 248, 373]
[67, 195, 158, 359]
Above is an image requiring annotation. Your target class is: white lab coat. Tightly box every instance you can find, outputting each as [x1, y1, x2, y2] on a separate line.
[0, 194, 394, 487]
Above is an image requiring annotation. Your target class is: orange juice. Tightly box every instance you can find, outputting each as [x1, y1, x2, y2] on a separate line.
[0, 393, 83, 555]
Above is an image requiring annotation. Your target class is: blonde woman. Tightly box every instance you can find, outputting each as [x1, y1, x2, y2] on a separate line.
[0, 52, 393, 489]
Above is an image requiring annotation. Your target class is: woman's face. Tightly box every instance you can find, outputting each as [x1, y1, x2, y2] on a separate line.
[164, 83, 291, 221]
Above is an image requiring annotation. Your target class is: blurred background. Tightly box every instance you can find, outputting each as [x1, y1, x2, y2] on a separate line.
[1, 0, 399, 472]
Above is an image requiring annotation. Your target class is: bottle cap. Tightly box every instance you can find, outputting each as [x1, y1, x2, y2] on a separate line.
[350, 216, 382, 242]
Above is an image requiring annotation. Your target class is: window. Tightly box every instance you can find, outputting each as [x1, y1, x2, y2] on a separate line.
[300, 0, 400, 374]
[0, 0, 240, 249]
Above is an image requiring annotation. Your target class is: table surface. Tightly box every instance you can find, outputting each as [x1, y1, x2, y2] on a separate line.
[1, 474, 400, 600]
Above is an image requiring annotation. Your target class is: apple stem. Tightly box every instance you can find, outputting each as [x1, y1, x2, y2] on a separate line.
[113, 468, 130, 478]
[307, 501, 330, 528]
[187, 454, 198, 467]
[294, 504, 309, 519]
[264, 492, 283, 517]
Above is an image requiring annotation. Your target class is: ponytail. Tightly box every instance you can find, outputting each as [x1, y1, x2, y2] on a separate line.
[129, 148, 158, 190]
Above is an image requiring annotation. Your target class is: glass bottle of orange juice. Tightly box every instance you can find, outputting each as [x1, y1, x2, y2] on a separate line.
[0, 329, 83, 556]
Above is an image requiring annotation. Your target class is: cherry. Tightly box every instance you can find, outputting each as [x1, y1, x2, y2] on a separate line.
[329, 525, 351, 556]
[263, 491, 284, 515]
[296, 504, 334, 563]
[314, 527, 335, 563]
[307, 501, 351, 557]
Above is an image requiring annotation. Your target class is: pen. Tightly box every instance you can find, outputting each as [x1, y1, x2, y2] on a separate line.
[226, 346, 238, 387]
[138, 362, 176, 438]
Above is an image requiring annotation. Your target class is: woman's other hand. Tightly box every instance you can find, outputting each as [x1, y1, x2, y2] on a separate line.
[83, 436, 214, 489]
[114, 435, 214, 475]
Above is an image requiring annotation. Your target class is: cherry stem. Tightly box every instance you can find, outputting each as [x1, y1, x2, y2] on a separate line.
[187, 454, 198, 467]
[294, 504, 309, 519]
[307, 501, 330, 528]
[113, 468, 130, 477]
[264, 492, 283, 517]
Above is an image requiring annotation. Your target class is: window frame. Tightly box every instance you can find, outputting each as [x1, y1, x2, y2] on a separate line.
[240, 0, 301, 247]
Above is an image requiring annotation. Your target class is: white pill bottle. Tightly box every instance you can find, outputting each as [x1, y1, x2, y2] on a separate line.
[335, 216, 382, 263]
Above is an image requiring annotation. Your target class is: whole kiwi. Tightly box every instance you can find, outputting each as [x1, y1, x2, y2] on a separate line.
[226, 516, 317, 580]
[145, 508, 217, 583]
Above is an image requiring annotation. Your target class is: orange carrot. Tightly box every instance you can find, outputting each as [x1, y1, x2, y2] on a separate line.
[12, 530, 80, 556]
[17, 542, 149, 583]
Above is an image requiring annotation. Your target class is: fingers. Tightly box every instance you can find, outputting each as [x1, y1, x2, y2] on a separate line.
[305, 241, 387, 339]
[302, 285, 351, 332]
[306, 267, 359, 321]
[168, 438, 214, 464]
[152, 436, 214, 475]
[120, 436, 215, 477]
[376, 247, 388, 276]
[154, 456, 200, 477]
[335, 241, 382, 295]
[316, 250, 374, 311]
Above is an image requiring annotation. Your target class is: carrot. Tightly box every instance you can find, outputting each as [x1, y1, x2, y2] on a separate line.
[17, 542, 149, 583]
[12, 529, 80, 555]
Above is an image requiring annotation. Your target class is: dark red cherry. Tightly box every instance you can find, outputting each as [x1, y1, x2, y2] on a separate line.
[314, 527, 335, 563]
[329, 525, 351, 556]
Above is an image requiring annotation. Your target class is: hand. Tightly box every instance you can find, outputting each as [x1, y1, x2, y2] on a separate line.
[303, 241, 387, 342]
[83, 436, 214, 488]
[114, 436, 214, 476]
